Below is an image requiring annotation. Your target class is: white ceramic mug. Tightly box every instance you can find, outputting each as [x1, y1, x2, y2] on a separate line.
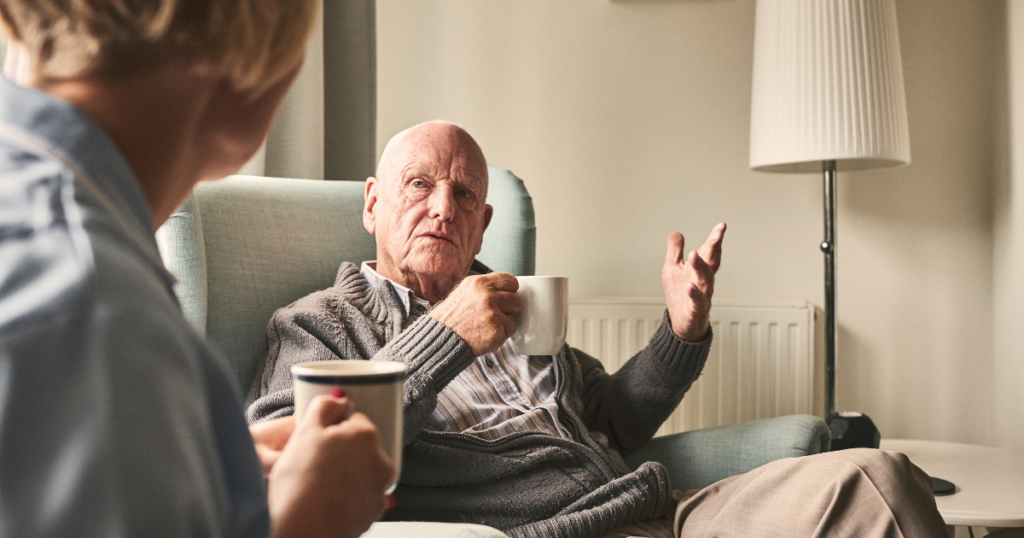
[291, 360, 407, 493]
[510, 276, 569, 356]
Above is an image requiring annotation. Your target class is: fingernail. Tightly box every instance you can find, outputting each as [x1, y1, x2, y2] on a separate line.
[386, 494, 396, 510]
[330, 388, 346, 398]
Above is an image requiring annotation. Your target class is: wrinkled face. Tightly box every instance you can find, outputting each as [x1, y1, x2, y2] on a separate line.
[363, 123, 492, 290]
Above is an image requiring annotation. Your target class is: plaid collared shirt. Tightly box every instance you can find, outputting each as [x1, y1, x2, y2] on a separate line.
[361, 262, 570, 440]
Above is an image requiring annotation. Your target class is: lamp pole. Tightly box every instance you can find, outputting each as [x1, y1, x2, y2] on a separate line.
[820, 160, 879, 451]
[821, 160, 838, 419]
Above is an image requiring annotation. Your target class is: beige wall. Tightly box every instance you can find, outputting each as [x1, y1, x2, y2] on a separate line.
[993, 2, 1024, 453]
[377, 0, 1012, 446]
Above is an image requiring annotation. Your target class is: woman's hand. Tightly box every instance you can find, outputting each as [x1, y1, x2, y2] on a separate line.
[250, 416, 295, 477]
[266, 395, 396, 538]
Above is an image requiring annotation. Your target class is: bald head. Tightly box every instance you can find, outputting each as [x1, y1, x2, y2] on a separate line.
[376, 121, 488, 189]
[363, 121, 493, 303]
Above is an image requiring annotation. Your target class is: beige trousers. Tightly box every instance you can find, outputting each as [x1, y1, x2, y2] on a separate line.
[602, 449, 947, 538]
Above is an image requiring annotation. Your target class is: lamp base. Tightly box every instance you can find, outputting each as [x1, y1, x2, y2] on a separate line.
[827, 412, 880, 451]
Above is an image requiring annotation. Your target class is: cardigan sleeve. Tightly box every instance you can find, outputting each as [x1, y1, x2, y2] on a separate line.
[575, 311, 712, 455]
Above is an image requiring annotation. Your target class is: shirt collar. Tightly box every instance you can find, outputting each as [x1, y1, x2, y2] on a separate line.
[360, 261, 484, 317]
[360, 261, 431, 316]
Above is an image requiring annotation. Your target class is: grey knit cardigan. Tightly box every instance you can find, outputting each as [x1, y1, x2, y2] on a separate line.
[246, 262, 712, 538]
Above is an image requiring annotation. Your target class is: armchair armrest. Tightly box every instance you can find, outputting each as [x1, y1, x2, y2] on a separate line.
[623, 414, 830, 491]
[363, 522, 510, 538]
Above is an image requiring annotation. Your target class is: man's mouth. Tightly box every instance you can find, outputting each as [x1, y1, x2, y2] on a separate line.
[421, 232, 455, 245]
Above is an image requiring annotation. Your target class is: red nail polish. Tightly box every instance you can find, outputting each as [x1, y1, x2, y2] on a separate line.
[330, 388, 345, 398]
[386, 494, 396, 510]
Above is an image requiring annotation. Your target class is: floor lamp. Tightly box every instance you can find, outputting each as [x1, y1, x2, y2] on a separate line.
[748, 0, 909, 450]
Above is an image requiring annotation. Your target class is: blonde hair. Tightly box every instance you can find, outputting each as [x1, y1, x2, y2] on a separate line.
[0, 0, 317, 96]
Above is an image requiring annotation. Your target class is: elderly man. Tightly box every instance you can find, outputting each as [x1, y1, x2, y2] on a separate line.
[247, 121, 946, 538]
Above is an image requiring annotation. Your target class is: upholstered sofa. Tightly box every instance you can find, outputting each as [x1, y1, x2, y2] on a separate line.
[156, 168, 830, 538]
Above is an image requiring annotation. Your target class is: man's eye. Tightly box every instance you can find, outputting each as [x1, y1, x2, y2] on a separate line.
[411, 180, 427, 188]
[456, 189, 473, 199]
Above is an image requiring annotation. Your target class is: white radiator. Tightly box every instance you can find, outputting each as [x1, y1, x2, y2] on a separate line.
[567, 297, 818, 437]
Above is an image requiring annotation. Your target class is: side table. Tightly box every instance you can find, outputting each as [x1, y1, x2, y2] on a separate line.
[880, 439, 1024, 534]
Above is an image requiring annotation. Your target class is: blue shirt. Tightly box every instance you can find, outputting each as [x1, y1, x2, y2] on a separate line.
[0, 78, 269, 536]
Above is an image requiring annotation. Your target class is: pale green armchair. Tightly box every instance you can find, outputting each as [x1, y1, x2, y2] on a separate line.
[157, 169, 829, 537]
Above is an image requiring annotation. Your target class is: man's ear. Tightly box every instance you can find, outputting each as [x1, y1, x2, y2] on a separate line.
[363, 176, 378, 235]
[482, 204, 493, 232]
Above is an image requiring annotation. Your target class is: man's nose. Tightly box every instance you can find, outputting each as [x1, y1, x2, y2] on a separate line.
[428, 185, 456, 222]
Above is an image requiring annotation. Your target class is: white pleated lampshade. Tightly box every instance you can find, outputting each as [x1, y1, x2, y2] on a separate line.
[749, 0, 911, 173]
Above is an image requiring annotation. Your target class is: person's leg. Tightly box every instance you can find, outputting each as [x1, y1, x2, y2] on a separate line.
[672, 449, 947, 538]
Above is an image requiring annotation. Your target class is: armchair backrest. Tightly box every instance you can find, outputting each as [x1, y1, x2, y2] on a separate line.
[157, 166, 536, 392]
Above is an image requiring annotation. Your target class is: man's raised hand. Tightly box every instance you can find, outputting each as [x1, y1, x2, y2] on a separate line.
[661, 223, 726, 342]
[429, 272, 522, 356]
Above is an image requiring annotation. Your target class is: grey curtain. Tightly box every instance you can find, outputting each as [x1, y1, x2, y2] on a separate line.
[241, 0, 376, 182]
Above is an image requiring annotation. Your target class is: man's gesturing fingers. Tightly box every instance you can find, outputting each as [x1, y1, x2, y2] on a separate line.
[665, 231, 686, 267]
[662, 224, 727, 342]
[697, 222, 726, 273]
[684, 250, 714, 298]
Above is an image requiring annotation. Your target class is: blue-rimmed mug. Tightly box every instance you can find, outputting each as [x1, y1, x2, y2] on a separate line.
[291, 360, 407, 493]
